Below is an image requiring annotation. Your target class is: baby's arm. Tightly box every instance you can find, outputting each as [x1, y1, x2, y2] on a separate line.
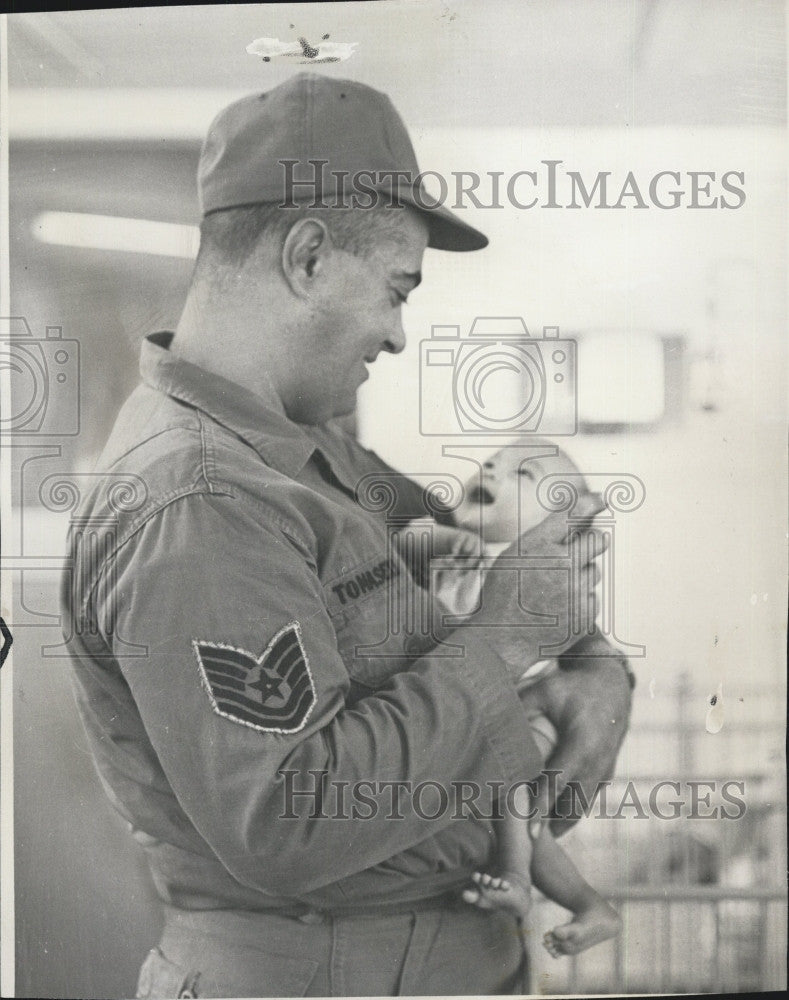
[428, 522, 487, 619]
[428, 521, 484, 559]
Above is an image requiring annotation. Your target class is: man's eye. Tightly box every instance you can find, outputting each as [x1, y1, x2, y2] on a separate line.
[518, 468, 535, 480]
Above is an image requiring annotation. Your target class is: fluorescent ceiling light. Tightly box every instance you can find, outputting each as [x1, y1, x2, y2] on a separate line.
[32, 211, 199, 258]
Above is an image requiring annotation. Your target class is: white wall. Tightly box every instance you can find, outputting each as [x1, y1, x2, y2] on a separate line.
[358, 124, 787, 711]
[358, 124, 786, 470]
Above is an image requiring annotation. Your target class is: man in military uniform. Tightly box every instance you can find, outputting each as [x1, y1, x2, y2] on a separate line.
[63, 74, 633, 997]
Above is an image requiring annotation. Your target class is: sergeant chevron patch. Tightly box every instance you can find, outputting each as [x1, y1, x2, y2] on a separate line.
[193, 622, 316, 734]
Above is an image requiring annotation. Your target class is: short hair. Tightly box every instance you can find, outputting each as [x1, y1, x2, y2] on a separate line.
[194, 202, 411, 278]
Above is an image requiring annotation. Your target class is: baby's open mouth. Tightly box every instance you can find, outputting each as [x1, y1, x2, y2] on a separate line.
[467, 484, 495, 505]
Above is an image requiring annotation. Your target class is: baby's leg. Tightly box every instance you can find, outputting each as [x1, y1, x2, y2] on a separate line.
[461, 678, 556, 923]
[463, 672, 620, 954]
[530, 827, 622, 958]
[463, 816, 621, 956]
[461, 785, 534, 922]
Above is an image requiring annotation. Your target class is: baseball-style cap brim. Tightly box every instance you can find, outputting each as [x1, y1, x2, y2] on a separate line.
[387, 186, 488, 252]
[424, 203, 489, 252]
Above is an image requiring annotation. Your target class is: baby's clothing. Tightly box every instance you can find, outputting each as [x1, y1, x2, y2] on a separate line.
[434, 536, 558, 760]
[433, 538, 503, 619]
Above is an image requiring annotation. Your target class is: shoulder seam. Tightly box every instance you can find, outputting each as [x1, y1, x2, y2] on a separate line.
[103, 424, 204, 474]
[198, 411, 218, 493]
[81, 487, 230, 616]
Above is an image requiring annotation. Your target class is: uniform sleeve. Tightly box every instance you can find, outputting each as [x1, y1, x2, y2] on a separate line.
[95, 491, 538, 896]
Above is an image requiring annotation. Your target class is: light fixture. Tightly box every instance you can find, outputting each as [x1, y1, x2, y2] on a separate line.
[31, 211, 199, 259]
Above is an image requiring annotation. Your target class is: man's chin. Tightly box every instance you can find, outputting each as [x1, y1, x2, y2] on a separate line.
[328, 393, 358, 422]
[293, 399, 356, 427]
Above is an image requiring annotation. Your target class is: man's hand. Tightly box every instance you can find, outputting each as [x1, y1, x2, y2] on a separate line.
[430, 523, 485, 559]
[526, 636, 634, 837]
[477, 493, 608, 672]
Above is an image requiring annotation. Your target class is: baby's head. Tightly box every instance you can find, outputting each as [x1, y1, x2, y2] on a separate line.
[453, 436, 585, 544]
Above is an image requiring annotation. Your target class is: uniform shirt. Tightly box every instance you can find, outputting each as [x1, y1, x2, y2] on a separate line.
[63, 332, 539, 913]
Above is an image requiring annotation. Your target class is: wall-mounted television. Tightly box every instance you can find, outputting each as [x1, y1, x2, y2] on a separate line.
[574, 329, 686, 432]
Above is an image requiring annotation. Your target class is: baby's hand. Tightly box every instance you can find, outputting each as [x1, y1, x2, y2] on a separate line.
[430, 523, 484, 559]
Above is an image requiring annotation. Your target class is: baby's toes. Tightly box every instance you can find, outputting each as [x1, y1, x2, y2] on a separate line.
[543, 933, 560, 958]
[461, 887, 493, 910]
[550, 922, 576, 944]
[466, 871, 530, 920]
[549, 924, 582, 955]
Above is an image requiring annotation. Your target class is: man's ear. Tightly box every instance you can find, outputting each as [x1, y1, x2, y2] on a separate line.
[282, 218, 332, 297]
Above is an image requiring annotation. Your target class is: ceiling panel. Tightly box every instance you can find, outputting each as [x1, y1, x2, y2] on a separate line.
[7, 1, 786, 127]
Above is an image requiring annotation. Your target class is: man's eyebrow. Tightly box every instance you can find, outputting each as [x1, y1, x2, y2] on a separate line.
[393, 270, 422, 289]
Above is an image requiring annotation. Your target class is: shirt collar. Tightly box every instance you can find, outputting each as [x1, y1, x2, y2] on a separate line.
[140, 332, 316, 479]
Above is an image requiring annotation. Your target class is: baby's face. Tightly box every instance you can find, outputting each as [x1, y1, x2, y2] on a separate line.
[454, 441, 584, 543]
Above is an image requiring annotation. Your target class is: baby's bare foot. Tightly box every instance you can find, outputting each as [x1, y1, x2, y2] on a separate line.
[461, 871, 531, 922]
[543, 899, 621, 958]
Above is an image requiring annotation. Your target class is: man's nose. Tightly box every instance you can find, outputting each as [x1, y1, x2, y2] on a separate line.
[382, 316, 407, 355]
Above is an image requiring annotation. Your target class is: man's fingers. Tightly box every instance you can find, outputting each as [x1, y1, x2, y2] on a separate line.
[528, 769, 566, 839]
[573, 491, 607, 522]
[534, 492, 606, 533]
[528, 772, 553, 839]
[527, 740, 582, 838]
[536, 508, 597, 546]
[451, 531, 483, 557]
[522, 497, 609, 552]
[568, 528, 609, 564]
[549, 741, 620, 834]
[511, 521, 609, 560]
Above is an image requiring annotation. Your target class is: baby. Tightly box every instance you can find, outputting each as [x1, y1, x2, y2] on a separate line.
[432, 437, 622, 959]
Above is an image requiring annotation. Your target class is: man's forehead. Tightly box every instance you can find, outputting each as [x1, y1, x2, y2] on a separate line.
[379, 235, 427, 277]
[395, 205, 430, 253]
